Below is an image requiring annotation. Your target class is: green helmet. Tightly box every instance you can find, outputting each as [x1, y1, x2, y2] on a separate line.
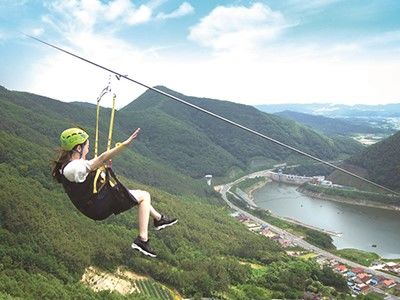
[60, 128, 89, 151]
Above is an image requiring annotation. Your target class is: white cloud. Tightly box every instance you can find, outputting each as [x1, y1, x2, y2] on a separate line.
[156, 2, 194, 20]
[125, 4, 152, 25]
[106, 0, 134, 21]
[25, 0, 195, 106]
[164, 51, 400, 105]
[27, 33, 152, 105]
[188, 3, 290, 51]
[27, 32, 400, 108]
[23, 1, 400, 107]
[43, 0, 154, 34]
[42, 0, 195, 34]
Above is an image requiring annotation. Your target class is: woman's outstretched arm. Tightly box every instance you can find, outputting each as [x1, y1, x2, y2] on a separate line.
[89, 128, 141, 171]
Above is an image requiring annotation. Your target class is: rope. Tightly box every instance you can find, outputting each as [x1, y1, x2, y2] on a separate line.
[26, 34, 399, 195]
[93, 78, 116, 193]
[107, 93, 117, 151]
[95, 79, 111, 157]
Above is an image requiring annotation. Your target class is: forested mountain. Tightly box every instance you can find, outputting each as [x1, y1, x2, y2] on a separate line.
[0, 85, 206, 196]
[345, 131, 400, 190]
[275, 110, 384, 135]
[118, 86, 363, 178]
[0, 85, 351, 299]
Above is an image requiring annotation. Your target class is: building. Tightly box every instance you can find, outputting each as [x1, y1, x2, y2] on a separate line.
[346, 271, 356, 279]
[267, 171, 317, 185]
[356, 273, 370, 283]
[383, 279, 396, 288]
[336, 265, 348, 273]
[351, 267, 364, 274]
[261, 228, 277, 238]
[205, 174, 212, 186]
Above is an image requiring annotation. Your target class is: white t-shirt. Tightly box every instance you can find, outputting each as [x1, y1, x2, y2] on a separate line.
[63, 159, 93, 183]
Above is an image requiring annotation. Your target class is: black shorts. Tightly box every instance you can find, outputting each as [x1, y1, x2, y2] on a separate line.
[83, 182, 138, 221]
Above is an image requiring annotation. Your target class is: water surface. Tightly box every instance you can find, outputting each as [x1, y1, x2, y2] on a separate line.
[253, 182, 400, 258]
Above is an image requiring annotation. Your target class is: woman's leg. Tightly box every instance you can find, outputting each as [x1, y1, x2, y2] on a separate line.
[129, 190, 161, 240]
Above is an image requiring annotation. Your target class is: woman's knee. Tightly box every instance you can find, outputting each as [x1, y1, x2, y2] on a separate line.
[141, 191, 151, 204]
[132, 190, 151, 204]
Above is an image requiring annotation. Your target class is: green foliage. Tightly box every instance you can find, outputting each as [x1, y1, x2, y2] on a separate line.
[135, 279, 173, 299]
[234, 176, 267, 192]
[0, 160, 285, 298]
[286, 162, 337, 177]
[253, 259, 348, 298]
[356, 292, 386, 300]
[334, 249, 380, 267]
[0, 86, 210, 196]
[225, 284, 273, 300]
[0, 85, 354, 298]
[348, 130, 400, 190]
[304, 229, 335, 250]
[120, 86, 363, 178]
[0, 269, 155, 300]
[302, 183, 400, 205]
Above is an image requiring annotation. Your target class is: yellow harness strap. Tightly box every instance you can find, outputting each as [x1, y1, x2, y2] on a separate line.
[93, 89, 118, 193]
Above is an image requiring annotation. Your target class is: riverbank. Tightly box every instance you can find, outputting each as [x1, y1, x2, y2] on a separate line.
[246, 178, 271, 203]
[243, 167, 400, 212]
[297, 186, 400, 212]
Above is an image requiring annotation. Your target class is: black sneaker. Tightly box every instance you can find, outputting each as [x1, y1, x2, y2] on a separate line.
[154, 215, 178, 231]
[131, 237, 157, 258]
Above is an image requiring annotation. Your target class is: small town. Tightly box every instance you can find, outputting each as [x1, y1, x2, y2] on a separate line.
[231, 211, 400, 298]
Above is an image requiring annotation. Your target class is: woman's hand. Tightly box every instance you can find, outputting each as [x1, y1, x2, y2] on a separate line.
[89, 128, 141, 170]
[122, 128, 141, 146]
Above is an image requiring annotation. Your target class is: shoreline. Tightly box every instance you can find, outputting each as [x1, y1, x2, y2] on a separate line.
[297, 187, 400, 212]
[244, 172, 400, 212]
[245, 178, 271, 205]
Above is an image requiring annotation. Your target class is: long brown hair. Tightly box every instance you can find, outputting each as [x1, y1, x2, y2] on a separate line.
[51, 148, 72, 183]
[51, 140, 88, 183]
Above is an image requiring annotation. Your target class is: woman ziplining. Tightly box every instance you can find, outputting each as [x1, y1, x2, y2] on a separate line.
[52, 127, 177, 258]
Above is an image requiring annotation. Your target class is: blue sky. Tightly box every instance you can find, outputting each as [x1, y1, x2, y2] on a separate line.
[1, 0, 400, 107]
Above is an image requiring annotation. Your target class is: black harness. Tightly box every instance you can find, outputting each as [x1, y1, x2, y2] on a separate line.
[61, 166, 138, 221]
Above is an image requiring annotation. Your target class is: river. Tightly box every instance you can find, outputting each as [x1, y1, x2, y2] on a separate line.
[253, 182, 400, 259]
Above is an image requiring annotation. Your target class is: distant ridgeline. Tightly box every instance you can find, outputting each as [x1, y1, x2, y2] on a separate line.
[275, 110, 388, 136]
[0, 84, 355, 298]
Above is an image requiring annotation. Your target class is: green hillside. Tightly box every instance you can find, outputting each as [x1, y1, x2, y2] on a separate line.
[0, 85, 207, 196]
[0, 85, 352, 299]
[119, 86, 363, 178]
[346, 131, 400, 191]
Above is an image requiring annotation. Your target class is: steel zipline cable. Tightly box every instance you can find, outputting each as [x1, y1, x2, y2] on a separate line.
[25, 34, 399, 195]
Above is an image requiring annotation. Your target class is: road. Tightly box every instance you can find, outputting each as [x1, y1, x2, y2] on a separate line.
[217, 170, 400, 284]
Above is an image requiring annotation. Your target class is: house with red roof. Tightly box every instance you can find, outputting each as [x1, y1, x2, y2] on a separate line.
[335, 265, 348, 273]
[356, 273, 370, 283]
[383, 279, 396, 288]
[351, 267, 364, 274]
